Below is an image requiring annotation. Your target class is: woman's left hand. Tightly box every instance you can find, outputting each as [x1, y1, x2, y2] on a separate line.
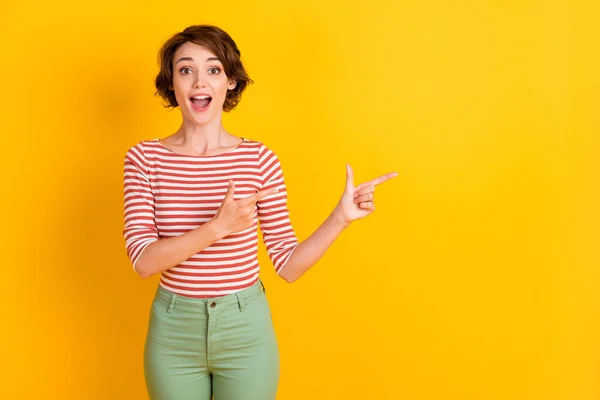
[334, 164, 398, 225]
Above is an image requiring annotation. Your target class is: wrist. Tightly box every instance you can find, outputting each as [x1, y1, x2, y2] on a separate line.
[205, 218, 228, 240]
[331, 205, 351, 229]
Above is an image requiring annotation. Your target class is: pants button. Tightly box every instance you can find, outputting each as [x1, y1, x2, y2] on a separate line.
[210, 302, 216, 308]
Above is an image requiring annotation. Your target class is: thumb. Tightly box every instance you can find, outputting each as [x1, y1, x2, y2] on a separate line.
[223, 180, 236, 202]
[345, 164, 354, 191]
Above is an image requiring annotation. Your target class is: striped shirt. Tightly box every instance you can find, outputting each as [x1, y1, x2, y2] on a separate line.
[122, 137, 298, 298]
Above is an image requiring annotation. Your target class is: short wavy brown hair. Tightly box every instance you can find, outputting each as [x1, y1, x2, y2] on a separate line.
[154, 25, 253, 112]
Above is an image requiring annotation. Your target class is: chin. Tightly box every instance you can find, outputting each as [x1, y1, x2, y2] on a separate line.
[184, 111, 218, 125]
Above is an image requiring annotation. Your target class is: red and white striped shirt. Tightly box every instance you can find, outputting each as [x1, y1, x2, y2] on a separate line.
[122, 137, 298, 298]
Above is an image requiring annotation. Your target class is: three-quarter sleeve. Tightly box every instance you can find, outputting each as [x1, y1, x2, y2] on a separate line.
[256, 143, 299, 274]
[122, 143, 159, 271]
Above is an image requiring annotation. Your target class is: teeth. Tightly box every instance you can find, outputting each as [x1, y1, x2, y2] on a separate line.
[192, 95, 210, 100]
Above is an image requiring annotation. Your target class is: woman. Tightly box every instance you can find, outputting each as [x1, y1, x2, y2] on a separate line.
[122, 24, 397, 400]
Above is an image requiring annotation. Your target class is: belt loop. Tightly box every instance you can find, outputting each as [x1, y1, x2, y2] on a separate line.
[167, 293, 177, 314]
[259, 279, 266, 294]
[236, 292, 246, 312]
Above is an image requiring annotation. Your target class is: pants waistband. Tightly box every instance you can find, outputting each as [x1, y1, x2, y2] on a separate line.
[154, 279, 266, 314]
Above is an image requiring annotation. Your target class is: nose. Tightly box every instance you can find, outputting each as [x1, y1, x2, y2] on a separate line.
[193, 73, 208, 89]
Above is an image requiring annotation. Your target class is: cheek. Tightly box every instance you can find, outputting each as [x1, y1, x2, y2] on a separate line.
[171, 80, 184, 100]
[174, 91, 188, 107]
[210, 84, 230, 104]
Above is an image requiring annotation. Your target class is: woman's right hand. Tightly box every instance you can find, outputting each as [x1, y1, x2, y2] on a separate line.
[210, 180, 279, 237]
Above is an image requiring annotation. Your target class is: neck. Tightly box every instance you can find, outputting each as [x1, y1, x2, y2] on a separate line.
[175, 114, 231, 150]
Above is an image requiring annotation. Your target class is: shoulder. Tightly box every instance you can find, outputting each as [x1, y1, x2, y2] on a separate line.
[238, 137, 264, 151]
[244, 138, 281, 160]
[125, 138, 162, 157]
[237, 138, 282, 164]
[124, 139, 158, 169]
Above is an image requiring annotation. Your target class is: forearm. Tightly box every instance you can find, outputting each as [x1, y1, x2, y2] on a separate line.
[134, 220, 226, 279]
[279, 206, 350, 283]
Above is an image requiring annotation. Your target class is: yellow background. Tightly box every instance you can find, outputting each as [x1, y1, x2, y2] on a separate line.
[1, 0, 599, 399]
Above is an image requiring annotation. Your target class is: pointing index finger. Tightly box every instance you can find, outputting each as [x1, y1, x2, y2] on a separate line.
[356, 172, 398, 191]
[242, 187, 280, 204]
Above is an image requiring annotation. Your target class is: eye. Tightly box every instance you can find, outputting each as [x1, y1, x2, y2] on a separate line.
[179, 67, 192, 74]
[208, 67, 221, 74]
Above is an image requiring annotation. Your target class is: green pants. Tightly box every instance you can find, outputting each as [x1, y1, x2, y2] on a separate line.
[144, 279, 280, 399]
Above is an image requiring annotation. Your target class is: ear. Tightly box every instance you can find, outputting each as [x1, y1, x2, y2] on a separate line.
[228, 80, 237, 91]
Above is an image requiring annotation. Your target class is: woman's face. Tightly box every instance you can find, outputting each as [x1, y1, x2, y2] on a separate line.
[171, 42, 237, 124]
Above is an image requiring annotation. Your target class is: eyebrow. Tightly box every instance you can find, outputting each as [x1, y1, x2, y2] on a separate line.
[175, 56, 220, 65]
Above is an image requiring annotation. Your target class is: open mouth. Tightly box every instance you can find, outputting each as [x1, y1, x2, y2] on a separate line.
[190, 95, 212, 110]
